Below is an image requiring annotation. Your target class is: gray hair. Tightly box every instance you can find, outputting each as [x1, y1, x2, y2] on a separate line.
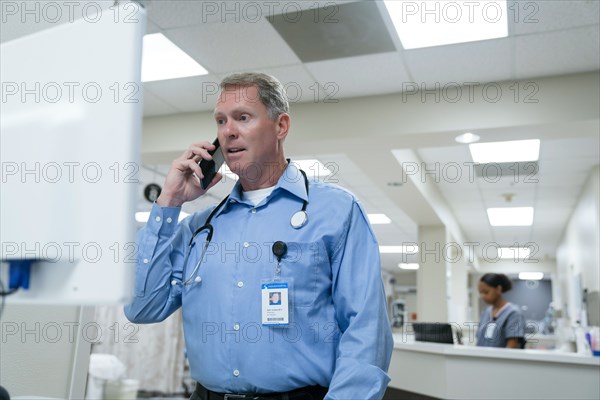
[220, 72, 289, 120]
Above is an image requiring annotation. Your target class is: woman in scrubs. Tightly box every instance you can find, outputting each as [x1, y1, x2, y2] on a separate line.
[477, 273, 526, 348]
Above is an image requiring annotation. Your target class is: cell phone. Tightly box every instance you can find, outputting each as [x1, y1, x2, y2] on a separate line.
[198, 138, 225, 190]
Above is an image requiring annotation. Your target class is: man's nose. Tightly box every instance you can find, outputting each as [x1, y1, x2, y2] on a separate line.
[222, 120, 239, 138]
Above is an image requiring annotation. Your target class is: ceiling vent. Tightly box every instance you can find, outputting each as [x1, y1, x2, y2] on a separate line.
[267, 1, 396, 62]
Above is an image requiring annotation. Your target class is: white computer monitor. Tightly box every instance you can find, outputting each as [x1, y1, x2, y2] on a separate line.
[0, 2, 146, 304]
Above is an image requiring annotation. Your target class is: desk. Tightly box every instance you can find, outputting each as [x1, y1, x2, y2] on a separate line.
[389, 334, 600, 399]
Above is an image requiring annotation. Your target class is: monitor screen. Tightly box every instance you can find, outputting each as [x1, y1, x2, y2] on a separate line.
[413, 323, 455, 344]
[0, 2, 146, 304]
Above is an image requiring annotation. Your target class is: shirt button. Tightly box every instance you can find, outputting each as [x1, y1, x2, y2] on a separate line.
[155, 216, 161, 222]
[251, 208, 257, 214]
[237, 281, 244, 288]
[233, 324, 240, 331]
[143, 258, 149, 264]
[233, 369, 240, 377]
[166, 217, 173, 223]
[243, 242, 249, 248]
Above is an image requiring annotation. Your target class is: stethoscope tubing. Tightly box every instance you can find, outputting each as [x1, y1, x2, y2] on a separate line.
[176, 167, 309, 287]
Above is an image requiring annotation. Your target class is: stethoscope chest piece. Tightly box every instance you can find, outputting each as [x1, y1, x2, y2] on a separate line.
[290, 210, 308, 229]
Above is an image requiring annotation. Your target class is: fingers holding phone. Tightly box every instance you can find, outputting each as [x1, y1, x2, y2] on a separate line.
[156, 139, 223, 207]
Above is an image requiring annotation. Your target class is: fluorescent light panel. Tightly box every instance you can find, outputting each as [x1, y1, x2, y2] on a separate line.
[469, 139, 540, 163]
[383, 0, 508, 50]
[487, 207, 534, 226]
[398, 263, 419, 270]
[368, 214, 392, 224]
[498, 247, 531, 259]
[379, 245, 419, 254]
[519, 272, 543, 280]
[142, 33, 208, 82]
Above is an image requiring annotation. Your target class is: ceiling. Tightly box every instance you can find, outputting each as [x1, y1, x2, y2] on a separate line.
[2, 0, 599, 279]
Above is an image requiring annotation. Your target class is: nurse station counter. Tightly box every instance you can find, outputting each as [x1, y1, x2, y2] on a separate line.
[389, 334, 600, 400]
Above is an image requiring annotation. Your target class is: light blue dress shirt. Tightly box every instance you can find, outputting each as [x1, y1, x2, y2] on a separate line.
[125, 163, 393, 399]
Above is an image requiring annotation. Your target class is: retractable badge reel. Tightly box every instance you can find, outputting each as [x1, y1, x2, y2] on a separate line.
[261, 241, 291, 326]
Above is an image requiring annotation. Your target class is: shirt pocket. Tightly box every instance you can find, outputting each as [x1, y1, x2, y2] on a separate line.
[279, 241, 328, 307]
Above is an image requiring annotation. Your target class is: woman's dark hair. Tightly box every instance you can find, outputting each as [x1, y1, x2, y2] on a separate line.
[480, 273, 512, 292]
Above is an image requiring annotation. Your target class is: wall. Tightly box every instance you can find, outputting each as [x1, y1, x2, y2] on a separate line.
[0, 305, 92, 398]
[417, 225, 448, 322]
[556, 165, 600, 324]
[504, 279, 553, 321]
[141, 72, 600, 157]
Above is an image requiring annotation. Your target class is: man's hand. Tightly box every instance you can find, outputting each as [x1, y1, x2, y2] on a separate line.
[156, 141, 223, 207]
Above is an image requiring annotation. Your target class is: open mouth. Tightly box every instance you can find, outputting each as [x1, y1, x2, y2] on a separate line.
[227, 148, 245, 154]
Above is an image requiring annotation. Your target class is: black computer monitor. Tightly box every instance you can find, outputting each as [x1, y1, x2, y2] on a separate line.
[412, 323, 455, 344]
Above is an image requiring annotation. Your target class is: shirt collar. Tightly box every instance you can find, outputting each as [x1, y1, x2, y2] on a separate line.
[213, 162, 308, 217]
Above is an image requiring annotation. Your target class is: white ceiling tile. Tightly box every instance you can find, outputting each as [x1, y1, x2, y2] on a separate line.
[514, 25, 600, 79]
[163, 20, 301, 73]
[404, 38, 513, 86]
[510, 0, 600, 36]
[146, 1, 262, 28]
[144, 75, 221, 113]
[538, 158, 598, 177]
[539, 137, 600, 160]
[305, 52, 411, 98]
[143, 87, 179, 116]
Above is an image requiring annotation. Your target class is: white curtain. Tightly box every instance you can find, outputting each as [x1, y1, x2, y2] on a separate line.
[91, 305, 185, 393]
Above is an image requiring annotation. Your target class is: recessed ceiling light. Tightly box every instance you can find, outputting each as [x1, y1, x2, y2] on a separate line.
[487, 207, 534, 226]
[498, 247, 531, 259]
[469, 139, 540, 163]
[142, 33, 208, 82]
[379, 245, 419, 254]
[398, 263, 419, 270]
[383, 0, 508, 50]
[292, 159, 332, 177]
[518, 272, 543, 280]
[455, 132, 480, 144]
[368, 214, 392, 224]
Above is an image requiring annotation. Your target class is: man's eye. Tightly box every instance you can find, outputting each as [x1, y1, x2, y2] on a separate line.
[216, 119, 225, 125]
[240, 114, 249, 121]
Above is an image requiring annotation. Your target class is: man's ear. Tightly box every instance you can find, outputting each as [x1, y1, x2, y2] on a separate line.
[276, 113, 290, 140]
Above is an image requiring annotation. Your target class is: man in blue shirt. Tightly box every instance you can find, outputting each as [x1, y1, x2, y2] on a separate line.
[125, 72, 393, 399]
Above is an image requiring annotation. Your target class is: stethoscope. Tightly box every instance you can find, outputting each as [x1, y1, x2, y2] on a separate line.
[172, 167, 309, 287]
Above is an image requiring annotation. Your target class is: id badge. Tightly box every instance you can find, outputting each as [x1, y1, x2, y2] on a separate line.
[261, 281, 289, 326]
[484, 322, 497, 339]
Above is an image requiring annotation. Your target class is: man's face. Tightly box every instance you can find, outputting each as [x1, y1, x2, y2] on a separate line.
[271, 293, 280, 303]
[214, 85, 283, 181]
